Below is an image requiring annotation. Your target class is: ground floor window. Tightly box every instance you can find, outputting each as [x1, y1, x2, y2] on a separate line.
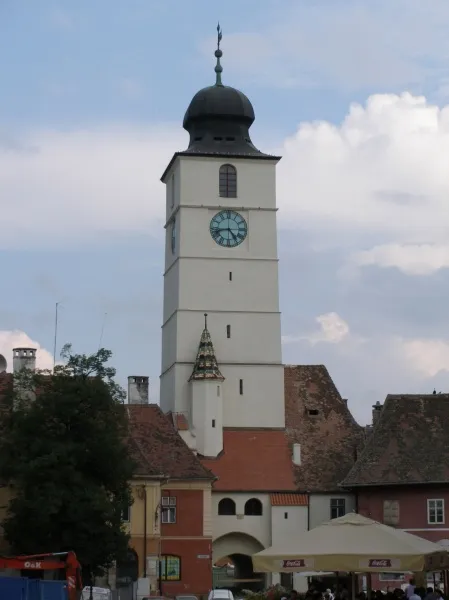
[160, 555, 181, 581]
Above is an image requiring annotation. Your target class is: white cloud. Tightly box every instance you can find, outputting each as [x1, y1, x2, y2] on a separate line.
[202, 1, 449, 91]
[352, 243, 449, 275]
[0, 126, 183, 249]
[0, 331, 54, 371]
[283, 312, 350, 345]
[396, 338, 449, 378]
[3, 91, 449, 266]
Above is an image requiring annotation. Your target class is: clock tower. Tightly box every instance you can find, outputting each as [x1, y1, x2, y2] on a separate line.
[160, 29, 284, 455]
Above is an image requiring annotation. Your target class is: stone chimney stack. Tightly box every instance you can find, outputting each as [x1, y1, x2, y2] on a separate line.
[13, 348, 37, 372]
[372, 400, 383, 426]
[128, 376, 149, 404]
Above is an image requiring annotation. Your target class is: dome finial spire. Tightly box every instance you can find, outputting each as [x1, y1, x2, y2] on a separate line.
[214, 22, 223, 86]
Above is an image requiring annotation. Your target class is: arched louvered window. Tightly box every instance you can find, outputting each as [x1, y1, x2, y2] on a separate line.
[219, 164, 237, 198]
[218, 497, 236, 515]
[244, 498, 263, 516]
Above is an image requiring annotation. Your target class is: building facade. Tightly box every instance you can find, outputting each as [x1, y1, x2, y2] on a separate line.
[284, 365, 364, 529]
[342, 393, 449, 589]
[126, 403, 215, 597]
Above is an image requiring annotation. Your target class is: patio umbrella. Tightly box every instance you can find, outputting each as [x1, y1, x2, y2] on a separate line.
[252, 512, 449, 573]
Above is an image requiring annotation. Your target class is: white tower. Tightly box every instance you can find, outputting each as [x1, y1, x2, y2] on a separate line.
[160, 35, 285, 445]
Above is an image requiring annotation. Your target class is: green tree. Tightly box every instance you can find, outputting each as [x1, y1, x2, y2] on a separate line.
[0, 344, 135, 585]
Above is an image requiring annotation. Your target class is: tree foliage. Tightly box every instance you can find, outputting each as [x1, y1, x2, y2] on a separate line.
[0, 344, 135, 580]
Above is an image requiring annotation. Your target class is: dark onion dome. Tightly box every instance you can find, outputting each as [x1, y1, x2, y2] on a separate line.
[182, 25, 267, 157]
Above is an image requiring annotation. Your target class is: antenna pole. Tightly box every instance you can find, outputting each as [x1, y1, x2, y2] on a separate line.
[53, 302, 59, 370]
[98, 312, 107, 351]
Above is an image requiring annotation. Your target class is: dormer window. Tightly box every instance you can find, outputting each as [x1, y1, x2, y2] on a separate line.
[219, 164, 237, 198]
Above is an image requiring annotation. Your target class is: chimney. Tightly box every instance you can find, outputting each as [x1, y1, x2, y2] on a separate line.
[372, 400, 382, 426]
[13, 348, 37, 372]
[128, 376, 149, 404]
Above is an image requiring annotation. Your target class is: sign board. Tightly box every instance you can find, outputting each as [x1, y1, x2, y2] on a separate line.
[197, 554, 210, 559]
[358, 558, 401, 569]
[281, 558, 314, 569]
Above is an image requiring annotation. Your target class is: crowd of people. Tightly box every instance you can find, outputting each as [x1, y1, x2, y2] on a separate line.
[279, 578, 446, 600]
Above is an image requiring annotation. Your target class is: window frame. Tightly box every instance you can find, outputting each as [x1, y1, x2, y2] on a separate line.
[427, 499, 445, 524]
[219, 164, 237, 198]
[121, 504, 131, 523]
[330, 498, 346, 520]
[244, 497, 263, 516]
[160, 555, 181, 581]
[218, 497, 236, 516]
[161, 496, 177, 524]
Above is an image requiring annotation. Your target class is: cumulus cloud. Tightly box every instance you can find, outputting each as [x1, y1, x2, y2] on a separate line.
[353, 244, 449, 275]
[0, 126, 183, 249]
[283, 312, 350, 345]
[396, 338, 449, 378]
[0, 331, 54, 371]
[4, 92, 449, 260]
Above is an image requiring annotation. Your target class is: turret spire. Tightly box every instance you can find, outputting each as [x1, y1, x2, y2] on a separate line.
[214, 23, 223, 86]
[189, 314, 225, 381]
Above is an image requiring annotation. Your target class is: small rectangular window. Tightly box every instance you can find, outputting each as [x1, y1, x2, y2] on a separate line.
[170, 174, 175, 208]
[229, 271, 232, 281]
[212, 419, 216, 428]
[428, 499, 445, 524]
[226, 325, 231, 338]
[239, 379, 243, 395]
[161, 496, 177, 523]
[121, 504, 131, 522]
[217, 386, 220, 397]
[284, 512, 288, 519]
[330, 498, 346, 519]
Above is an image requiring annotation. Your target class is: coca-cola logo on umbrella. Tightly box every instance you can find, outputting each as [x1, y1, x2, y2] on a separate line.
[368, 559, 392, 568]
[282, 559, 306, 568]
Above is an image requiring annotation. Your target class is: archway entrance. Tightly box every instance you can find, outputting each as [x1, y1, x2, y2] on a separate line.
[213, 533, 266, 592]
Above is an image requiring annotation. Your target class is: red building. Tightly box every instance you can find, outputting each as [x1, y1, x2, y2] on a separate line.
[342, 393, 449, 588]
[127, 404, 216, 597]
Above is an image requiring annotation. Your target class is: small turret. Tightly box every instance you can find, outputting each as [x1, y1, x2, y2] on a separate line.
[189, 314, 224, 457]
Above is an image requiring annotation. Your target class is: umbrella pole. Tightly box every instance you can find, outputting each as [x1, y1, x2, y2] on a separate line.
[367, 573, 372, 600]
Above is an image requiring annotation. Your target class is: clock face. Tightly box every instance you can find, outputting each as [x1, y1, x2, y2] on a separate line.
[171, 219, 176, 253]
[210, 210, 248, 247]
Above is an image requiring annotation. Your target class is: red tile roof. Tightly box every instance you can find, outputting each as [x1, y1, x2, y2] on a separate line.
[169, 412, 189, 431]
[270, 493, 308, 506]
[128, 404, 215, 481]
[200, 428, 296, 491]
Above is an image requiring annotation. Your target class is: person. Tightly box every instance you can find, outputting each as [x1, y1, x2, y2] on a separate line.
[424, 587, 438, 600]
[409, 588, 421, 600]
[406, 580, 416, 599]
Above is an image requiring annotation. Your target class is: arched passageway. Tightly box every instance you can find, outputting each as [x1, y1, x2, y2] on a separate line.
[213, 533, 266, 592]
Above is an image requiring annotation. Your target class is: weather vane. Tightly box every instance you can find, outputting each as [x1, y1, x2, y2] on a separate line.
[215, 22, 223, 86]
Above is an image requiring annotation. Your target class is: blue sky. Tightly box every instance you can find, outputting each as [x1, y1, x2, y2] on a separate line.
[3, 1, 449, 422]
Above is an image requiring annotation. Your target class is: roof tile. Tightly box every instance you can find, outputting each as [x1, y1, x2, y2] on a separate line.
[285, 365, 365, 492]
[201, 428, 296, 491]
[342, 394, 449, 486]
[128, 404, 215, 481]
[271, 493, 308, 506]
